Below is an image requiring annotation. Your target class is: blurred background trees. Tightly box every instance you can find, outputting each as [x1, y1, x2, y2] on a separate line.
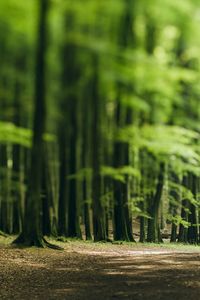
[0, 0, 200, 246]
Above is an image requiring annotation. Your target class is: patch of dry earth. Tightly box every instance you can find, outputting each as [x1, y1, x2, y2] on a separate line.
[0, 239, 200, 299]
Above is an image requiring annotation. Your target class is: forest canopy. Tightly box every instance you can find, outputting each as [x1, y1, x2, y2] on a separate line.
[0, 0, 200, 246]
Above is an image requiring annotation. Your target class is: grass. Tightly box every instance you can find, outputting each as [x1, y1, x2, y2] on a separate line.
[0, 234, 200, 253]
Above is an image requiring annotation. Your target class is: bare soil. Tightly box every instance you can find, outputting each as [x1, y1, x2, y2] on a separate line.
[0, 237, 200, 300]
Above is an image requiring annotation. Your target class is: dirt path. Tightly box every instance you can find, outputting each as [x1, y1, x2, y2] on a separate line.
[0, 239, 200, 299]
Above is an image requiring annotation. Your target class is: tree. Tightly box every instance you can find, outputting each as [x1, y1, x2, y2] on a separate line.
[13, 0, 59, 248]
[113, 0, 136, 242]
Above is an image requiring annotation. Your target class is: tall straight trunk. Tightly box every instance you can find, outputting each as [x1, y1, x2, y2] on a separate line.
[113, 131, 133, 241]
[12, 143, 21, 234]
[139, 151, 147, 242]
[178, 199, 188, 243]
[147, 163, 165, 243]
[13, 0, 58, 248]
[44, 144, 58, 237]
[58, 10, 81, 238]
[0, 78, 12, 234]
[187, 174, 198, 244]
[42, 150, 53, 236]
[92, 55, 107, 241]
[12, 67, 25, 234]
[83, 180, 92, 240]
[145, 13, 161, 243]
[82, 87, 92, 240]
[139, 173, 146, 243]
[68, 97, 81, 238]
[58, 127, 68, 236]
[178, 176, 189, 243]
[113, 0, 136, 242]
[68, 109, 77, 238]
[0, 145, 9, 233]
[169, 172, 180, 243]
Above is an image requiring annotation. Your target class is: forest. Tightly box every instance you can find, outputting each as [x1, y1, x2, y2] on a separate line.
[0, 0, 200, 299]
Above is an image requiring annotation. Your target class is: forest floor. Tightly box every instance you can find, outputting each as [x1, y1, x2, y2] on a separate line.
[0, 236, 200, 300]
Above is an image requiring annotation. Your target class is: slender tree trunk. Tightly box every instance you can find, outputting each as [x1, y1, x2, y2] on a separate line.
[147, 163, 165, 243]
[82, 89, 92, 240]
[58, 127, 68, 236]
[68, 97, 82, 238]
[178, 176, 189, 243]
[92, 55, 107, 241]
[187, 174, 198, 244]
[113, 0, 136, 242]
[169, 172, 180, 243]
[12, 69, 25, 234]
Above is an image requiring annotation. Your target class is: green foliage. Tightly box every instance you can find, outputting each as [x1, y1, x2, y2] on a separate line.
[0, 121, 31, 147]
[117, 124, 200, 177]
[101, 166, 140, 183]
[167, 214, 191, 228]
[0, 121, 56, 147]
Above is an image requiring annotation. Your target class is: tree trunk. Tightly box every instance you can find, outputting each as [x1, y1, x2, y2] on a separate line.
[147, 163, 165, 243]
[13, 0, 59, 248]
[91, 55, 107, 242]
[113, 0, 136, 242]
